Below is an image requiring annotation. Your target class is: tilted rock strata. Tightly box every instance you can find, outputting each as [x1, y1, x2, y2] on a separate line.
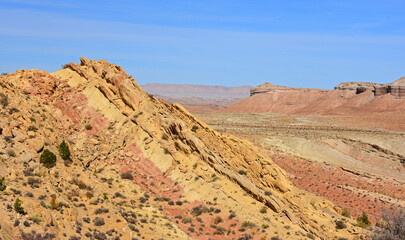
[0, 57, 365, 239]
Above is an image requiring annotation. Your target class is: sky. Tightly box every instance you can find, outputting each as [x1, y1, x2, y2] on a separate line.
[0, 0, 404, 89]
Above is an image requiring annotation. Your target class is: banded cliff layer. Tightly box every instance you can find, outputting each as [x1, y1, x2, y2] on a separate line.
[0, 58, 365, 239]
[224, 78, 405, 115]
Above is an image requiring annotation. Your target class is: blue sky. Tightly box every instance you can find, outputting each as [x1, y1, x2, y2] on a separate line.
[0, 0, 404, 89]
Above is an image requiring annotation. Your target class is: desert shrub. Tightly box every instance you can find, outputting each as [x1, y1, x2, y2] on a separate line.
[335, 220, 347, 229]
[0, 93, 8, 108]
[191, 125, 199, 132]
[14, 198, 25, 214]
[93, 217, 105, 226]
[229, 211, 236, 219]
[260, 206, 267, 214]
[163, 148, 170, 154]
[114, 192, 125, 198]
[70, 178, 92, 190]
[27, 125, 38, 132]
[85, 124, 92, 130]
[0, 177, 6, 191]
[121, 171, 133, 180]
[21, 231, 56, 240]
[59, 140, 71, 160]
[128, 224, 138, 232]
[25, 192, 34, 197]
[342, 208, 351, 218]
[103, 193, 108, 200]
[23, 220, 30, 227]
[372, 208, 405, 240]
[182, 217, 192, 224]
[9, 107, 19, 114]
[264, 191, 272, 196]
[214, 216, 222, 224]
[241, 221, 256, 229]
[30, 213, 43, 224]
[27, 177, 41, 187]
[40, 149, 57, 168]
[238, 170, 247, 175]
[50, 195, 60, 210]
[357, 211, 371, 228]
[307, 233, 315, 239]
[7, 150, 15, 157]
[94, 207, 109, 215]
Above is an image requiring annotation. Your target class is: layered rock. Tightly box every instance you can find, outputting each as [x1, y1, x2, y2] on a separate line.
[334, 81, 381, 94]
[374, 77, 405, 98]
[250, 82, 277, 96]
[0, 58, 366, 240]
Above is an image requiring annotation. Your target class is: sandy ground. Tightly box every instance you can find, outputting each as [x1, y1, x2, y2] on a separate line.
[195, 112, 405, 221]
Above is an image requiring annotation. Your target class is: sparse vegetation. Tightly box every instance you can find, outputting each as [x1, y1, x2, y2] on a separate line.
[372, 209, 405, 240]
[40, 149, 57, 168]
[7, 149, 15, 157]
[30, 213, 43, 224]
[14, 198, 25, 214]
[0, 93, 8, 108]
[357, 211, 371, 228]
[59, 140, 71, 160]
[50, 195, 60, 210]
[260, 206, 267, 214]
[238, 169, 247, 175]
[214, 216, 222, 224]
[93, 217, 105, 226]
[120, 171, 133, 180]
[85, 124, 93, 130]
[0, 177, 6, 191]
[342, 208, 351, 218]
[335, 220, 347, 229]
[191, 125, 199, 132]
[241, 221, 256, 229]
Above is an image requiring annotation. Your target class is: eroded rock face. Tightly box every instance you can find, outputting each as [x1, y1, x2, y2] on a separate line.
[250, 82, 277, 96]
[374, 77, 405, 98]
[334, 81, 381, 95]
[0, 58, 366, 240]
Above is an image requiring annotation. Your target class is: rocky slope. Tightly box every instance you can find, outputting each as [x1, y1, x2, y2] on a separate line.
[224, 79, 405, 115]
[0, 58, 366, 239]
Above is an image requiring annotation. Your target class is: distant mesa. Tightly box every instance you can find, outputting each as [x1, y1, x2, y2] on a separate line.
[224, 76, 405, 115]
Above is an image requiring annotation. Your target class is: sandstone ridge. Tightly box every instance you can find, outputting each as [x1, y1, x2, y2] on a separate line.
[0, 57, 365, 239]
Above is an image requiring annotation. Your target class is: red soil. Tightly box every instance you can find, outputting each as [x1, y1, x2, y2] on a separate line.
[115, 144, 265, 239]
[271, 154, 405, 222]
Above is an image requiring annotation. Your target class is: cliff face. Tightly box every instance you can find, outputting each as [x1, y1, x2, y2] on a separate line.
[0, 58, 363, 239]
[226, 78, 405, 115]
[374, 77, 405, 98]
[334, 81, 381, 94]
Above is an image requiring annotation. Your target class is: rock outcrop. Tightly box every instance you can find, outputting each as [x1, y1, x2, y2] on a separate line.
[225, 78, 405, 115]
[334, 81, 381, 94]
[0, 58, 365, 240]
[374, 77, 405, 98]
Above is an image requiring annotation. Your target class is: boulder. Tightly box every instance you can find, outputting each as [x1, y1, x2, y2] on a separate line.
[28, 137, 44, 153]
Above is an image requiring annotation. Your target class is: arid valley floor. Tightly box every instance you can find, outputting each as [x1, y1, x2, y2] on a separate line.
[195, 112, 405, 223]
